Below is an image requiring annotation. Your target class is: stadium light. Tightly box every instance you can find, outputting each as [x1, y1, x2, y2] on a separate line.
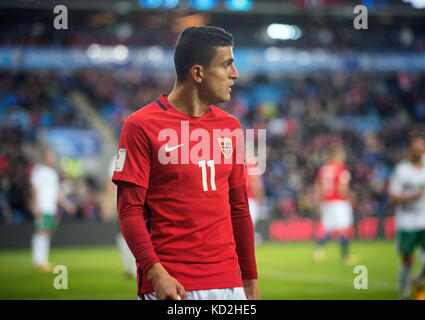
[264, 47, 281, 62]
[163, 0, 179, 8]
[87, 44, 129, 63]
[267, 24, 302, 41]
[138, 0, 162, 9]
[113, 45, 129, 61]
[402, 0, 425, 9]
[224, 0, 252, 11]
[146, 46, 164, 62]
[190, 0, 218, 10]
[87, 44, 101, 60]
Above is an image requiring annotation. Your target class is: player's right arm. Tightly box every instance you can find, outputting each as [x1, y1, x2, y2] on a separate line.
[113, 118, 187, 300]
[389, 165, 424, 204]
[117, 182, 187, 300]
[145, 263, 188, 300]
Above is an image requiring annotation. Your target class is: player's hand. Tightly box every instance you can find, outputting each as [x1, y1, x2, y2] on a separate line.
[147, 263, 188, 300]
[242, 279, 260, 300]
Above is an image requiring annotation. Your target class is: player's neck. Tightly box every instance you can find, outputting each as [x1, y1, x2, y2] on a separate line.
[331, 158, 342, 165]
[410, 157, 423, 169]
[167, 84, 210, 117]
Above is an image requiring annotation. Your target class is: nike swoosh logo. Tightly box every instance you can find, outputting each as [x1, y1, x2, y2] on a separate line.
[164, 143, 184, 152]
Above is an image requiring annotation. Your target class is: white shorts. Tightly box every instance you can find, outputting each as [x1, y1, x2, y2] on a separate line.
[140, 287, 246, 300]
[320, 200, 353, 232]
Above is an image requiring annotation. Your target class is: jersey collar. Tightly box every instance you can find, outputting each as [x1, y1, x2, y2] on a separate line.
[156, 94, 213, 120]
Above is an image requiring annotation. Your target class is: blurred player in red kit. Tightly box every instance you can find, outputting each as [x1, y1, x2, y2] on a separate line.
[112, 26, 259, 300]
[313, 146, 358, 265]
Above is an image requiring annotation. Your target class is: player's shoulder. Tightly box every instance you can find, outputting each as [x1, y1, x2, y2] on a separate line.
[124, 99, 171, 129]
[395, 160, 410, 171]
[392, 160, 412, 176]
[210, 105, 242, 128]
[124, 100, 164, 128]
[30, 163, 40, 176]
[31, 163, 57, 177]
[32, 163, 46, 173]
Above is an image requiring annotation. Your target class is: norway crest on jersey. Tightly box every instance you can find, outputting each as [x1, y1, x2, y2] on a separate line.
[217, 137, 233, 159]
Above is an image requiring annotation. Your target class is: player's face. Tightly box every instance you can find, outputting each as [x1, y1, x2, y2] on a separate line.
[201, 46, 239, 104]
[44, 151, 56, 167]
[409, 138, 425, 161]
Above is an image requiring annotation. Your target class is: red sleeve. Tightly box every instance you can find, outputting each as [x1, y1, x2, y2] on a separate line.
[117, 181, 160, 274]
[229, 185, 258, 280]
[112, 119, 151, 188]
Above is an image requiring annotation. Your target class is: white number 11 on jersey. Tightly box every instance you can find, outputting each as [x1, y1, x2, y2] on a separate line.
[198, 160, 216, 191]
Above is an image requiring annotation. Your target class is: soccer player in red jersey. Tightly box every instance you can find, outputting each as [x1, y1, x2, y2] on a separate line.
[112, 26, 259, 300]
[313, 146, 358, 265]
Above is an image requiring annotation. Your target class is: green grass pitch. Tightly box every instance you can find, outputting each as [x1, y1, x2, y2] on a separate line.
[0, 240, 418, 300]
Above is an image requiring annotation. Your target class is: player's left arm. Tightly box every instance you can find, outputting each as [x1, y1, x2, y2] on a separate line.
[228, 120, 259, 300]
[337, 169, 351, 200]
[229, 185, 260, 300]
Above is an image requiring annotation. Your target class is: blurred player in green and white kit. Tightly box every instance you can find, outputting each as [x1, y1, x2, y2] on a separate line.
[389, 132, 425, 300]
[101, 156, 137, 278]
[30, 149, 76, 271]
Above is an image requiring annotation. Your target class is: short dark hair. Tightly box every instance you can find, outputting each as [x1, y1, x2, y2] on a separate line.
[174, 26, 234, 83]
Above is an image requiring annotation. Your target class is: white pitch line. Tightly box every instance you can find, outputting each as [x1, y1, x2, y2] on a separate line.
[259, 269, 397, 291]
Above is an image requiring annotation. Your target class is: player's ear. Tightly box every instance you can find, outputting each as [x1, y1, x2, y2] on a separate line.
[190, 64, 204, 84]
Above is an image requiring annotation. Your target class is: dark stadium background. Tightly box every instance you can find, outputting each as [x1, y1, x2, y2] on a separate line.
[0, 0, 424, 300]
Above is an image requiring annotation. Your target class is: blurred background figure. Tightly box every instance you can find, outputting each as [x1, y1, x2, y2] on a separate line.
[101, 155, 137, 278]
[246, 156, 267, 245]
[389, 132, 425, 300]
[313, 145, 358, 265]
[30, 148, 76, 271]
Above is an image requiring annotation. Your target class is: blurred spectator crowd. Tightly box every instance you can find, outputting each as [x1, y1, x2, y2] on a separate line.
[0, 71, 98, 225]
[229, 72, 425, 223]
[1, 67, 425, 226]
[1, 18, 424, 52]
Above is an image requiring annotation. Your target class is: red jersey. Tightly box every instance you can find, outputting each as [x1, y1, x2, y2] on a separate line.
[112, 94, 248, 294]
[317, 161, 351, 202]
